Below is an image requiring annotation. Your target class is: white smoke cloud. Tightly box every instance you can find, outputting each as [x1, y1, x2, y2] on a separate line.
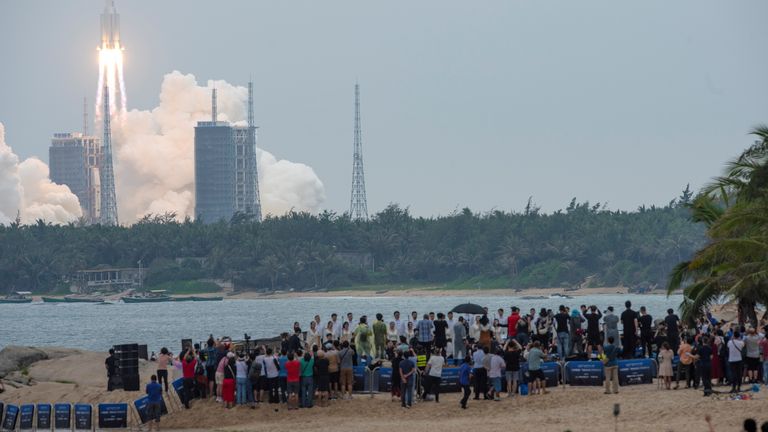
[113, 71, 326, 222]
[0, 123, 83, 224]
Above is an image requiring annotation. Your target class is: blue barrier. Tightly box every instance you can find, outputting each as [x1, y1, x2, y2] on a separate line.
[98, 403, 128, 429]
[19, 404, 34, 430]
[618, 358, 656, 386]
[37, 404, 51, 430]
[74, 403, 92, 431]
[520, 362, 560, 388]
[564, 361, 604, 386]
[54, 403, 71, 430]
[172, 377, 185, 400]
[2, 404, 19, 431]
[133, 396, 168, 424]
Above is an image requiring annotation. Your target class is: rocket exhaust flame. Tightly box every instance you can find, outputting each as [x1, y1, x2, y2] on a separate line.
[95, 0, 126, 119]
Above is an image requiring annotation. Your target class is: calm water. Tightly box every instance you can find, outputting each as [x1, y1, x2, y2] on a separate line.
[0, 294, 682, 352]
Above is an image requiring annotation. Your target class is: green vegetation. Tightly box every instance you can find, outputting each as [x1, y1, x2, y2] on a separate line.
[147, 280, 221, 295]
[669, 126, 768, 325]
[0, 189, 705, 294]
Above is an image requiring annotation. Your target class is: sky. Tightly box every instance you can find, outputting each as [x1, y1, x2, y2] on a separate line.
[0, 0, 766, 217]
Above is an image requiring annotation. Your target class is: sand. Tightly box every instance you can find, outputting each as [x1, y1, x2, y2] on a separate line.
[1, 349, 763, 432]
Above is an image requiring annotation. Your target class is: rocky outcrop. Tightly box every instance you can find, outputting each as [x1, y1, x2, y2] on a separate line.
[0, 346, 81, 378]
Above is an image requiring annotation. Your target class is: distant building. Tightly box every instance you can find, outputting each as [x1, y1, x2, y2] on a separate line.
[194, 87, 261, 223]
[49, 132, 102, 223]
[73, 266, 144, 293]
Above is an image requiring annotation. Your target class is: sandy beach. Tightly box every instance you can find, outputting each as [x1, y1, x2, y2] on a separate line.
[0, 348, 762, 432]
[227, 286, 669, 300]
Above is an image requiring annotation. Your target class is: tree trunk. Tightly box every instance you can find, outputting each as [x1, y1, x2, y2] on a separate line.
[737, 297, 757, 327]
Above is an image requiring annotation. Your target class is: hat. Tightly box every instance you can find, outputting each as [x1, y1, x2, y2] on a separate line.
[227, 352, 235, 358]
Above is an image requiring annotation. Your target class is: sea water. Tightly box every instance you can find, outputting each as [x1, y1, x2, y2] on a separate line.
[0, 294, 682, 352]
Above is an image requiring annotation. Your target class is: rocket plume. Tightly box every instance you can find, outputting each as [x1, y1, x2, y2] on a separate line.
[95, 0, 126, 119]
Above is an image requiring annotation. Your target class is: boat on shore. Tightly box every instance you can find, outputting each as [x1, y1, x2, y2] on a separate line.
[122, 290, 172, 303]
[42, 295, 105, 303]
[191, 296, 223, 302]
[0, 291, 33, 304]
[172, 296, 196, 302]
[42, 296, 66, 303]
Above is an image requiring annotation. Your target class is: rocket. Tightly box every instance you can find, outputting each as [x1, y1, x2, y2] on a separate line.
[100, 0, 121, 50]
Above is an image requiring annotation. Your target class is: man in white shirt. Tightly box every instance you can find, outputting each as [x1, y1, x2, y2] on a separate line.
[331, 313, 342, 340]
[393, 311, 407, 338]
[728, 331, 746, 393]
[424, 349, 445, 402]
[487, 349, 506, 401]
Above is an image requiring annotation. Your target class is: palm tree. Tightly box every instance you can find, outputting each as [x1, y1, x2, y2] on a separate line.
[668, 126, 768, 325]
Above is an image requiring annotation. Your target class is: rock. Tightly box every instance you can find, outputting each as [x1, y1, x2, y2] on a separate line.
[0, 346, 81, 378]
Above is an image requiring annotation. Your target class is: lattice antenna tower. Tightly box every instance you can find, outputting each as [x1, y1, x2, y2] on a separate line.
[248, 80, 262, 221]
[350, 83, 368, 220]
[99, 85, 119, 225]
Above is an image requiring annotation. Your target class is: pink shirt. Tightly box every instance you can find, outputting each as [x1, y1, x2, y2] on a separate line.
[217, 356, 228, 374]
[156, 354, 171, 371]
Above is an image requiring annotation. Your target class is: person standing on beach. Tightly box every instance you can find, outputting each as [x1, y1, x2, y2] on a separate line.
[601, 336, 619, 394]
[263, 348, 281, 405]
[354, 316, 374, 360]
[526, 341, 548, 395]
[221, 354, 236, 409]
[657, 342, 674, 390]
[156, 348, 171, 392]
[285, 352, 300, 410]
[569, 309, 585, 356]
[433, 313, 449, 355]
[621, 301, 639, 359]
[373, 313, 388, 359]
[665, 309, 682, 352]
[603, 307, 621, 352]
[314, 350, 330, 407]
[326, 342, 340, 400]
[235, 353, 249, 405]
[487, 348, 506, 401]
[399, 353, 416, 408]
[728, 331, 746, 393]
[416, 314, 435, 354]
[459, 355, 473, 409]
[424, 348, 445, 402]
[697, 335, 714, 396]
[503, 339, 522, 397]
[584, 305, 603, 358]
[743, 328, 762, 384]
[391, 350, 402, 402]
[472, 345, 489, 400]
[554, 305, 571, 359]
[181, 348, 197, 409]
[638, 307, 654, 358]
[145, 375, 163, 431]
[338, 341, 354, 400]
[105, 348, 117, 391]
[675, 337, 695, 389]
[453, 317, 468, 360]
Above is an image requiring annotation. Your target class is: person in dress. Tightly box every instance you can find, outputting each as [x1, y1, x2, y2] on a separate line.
[658, 342, 674, 390]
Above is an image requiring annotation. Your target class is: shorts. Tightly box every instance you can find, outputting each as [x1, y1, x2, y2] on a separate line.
[528, 369, 545, 382]
[746, 357, 761, 371]
[587, 335, 601, 346]
[316, 375, 330, 392]
[339, 368, 353, 389]
[505, 370, 519, 381]
[287, 381, 300, 394]
[258, 375, 268, 391]
[215, 372, 224, 386]
[147, 402, 162, 422]
[206, 365, 216, 381]
[329, 371, 340, 384]
[490, 377, 502, 392]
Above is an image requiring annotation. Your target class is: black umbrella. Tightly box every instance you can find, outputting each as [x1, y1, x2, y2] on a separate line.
[450, 303, 486, 315]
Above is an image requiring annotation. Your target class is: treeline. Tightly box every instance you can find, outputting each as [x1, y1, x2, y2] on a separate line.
[0, 191, 705, 293]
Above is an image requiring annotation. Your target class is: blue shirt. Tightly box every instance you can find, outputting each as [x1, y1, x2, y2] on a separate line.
[459, 363, 472, 386]
[399, 358, 415, 382]
[146, 382, 163, 404]
[278, 355, 288, 378]
[603, 344, 619, 367]
[417, 319, 434, 342]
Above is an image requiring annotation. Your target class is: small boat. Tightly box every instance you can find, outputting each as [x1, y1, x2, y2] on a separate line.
[64, 295, 105, 303]
[191, 296, 223, 302]
[549, 293, 574, 299]
[122, 290, 172, 303]
[42, 296, 67, 303]
[0, 291, 33, 304]
[172, 296, 196, 302]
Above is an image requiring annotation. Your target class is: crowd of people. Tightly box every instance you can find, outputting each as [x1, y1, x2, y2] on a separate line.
[107, 300, 768, 424]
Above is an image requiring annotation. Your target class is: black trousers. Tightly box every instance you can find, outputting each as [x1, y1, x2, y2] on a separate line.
[460, 384, 471, 408]
[730, 362, 743, 391]
[640, 332, 653, 357]
[622, 333, 636, 358]
[473, 368, 488, 399]
[182, 377, 195, 408]
[157, 370, 169, 392]
[700, 365, 712, 394]
[427, 375, 440, 402]
[268, 377, 280, 403]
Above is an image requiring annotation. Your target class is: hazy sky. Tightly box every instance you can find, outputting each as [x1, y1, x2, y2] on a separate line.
[1, 0, 766, 217]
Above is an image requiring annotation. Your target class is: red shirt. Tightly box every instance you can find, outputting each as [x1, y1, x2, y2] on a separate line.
[285, 360, 301, 383]
[507, 313, 521, 337]
[181, 357, 197, 379]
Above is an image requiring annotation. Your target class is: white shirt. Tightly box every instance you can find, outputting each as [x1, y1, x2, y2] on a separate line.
[488, 354, 506, 378]
[331, 320, 342, 339]
[427, 355, 445, 378]
[728, 339, 745, 363]
[263, 355, 279, 378]
[394, 318, 407, 337]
